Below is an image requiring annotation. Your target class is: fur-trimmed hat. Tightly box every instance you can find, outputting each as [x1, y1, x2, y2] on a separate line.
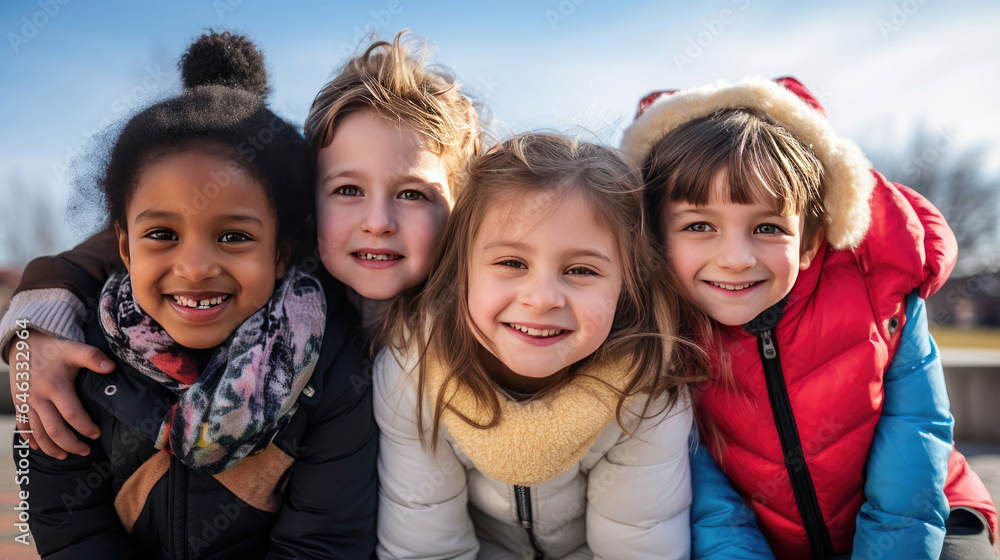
[620, 76, 874, 250]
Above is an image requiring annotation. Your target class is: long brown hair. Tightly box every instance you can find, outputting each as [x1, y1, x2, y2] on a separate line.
[385, 132, 708, 448]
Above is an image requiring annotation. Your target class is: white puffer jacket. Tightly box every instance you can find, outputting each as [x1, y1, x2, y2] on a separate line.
[373, 345, 693, 560]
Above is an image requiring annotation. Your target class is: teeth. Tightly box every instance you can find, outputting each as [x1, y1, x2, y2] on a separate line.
[357, 253, 401, 261]
[508, 323, 566, 338]
[172, 295, 229, 309]
[710, 281, 758, 291]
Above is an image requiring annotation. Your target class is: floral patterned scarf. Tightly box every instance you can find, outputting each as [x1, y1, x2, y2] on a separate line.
[99, 266, 326, 474]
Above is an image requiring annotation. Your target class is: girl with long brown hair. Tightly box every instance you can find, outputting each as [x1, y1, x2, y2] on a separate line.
[374, 132, 706, 559]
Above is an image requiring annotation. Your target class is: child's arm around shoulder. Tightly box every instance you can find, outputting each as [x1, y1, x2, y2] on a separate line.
[852, 291, 952, 559]
[372, 345, 479, 560]
[689, 431, 775, 559]
[586, 389, 693, 560]
[2, 230, 119, 457]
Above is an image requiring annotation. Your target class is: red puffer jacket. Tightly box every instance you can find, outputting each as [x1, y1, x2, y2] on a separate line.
[698, 173, 997, 558]
[621, 74, 997, 559]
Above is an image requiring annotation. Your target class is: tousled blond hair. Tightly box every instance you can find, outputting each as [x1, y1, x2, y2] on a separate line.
[383, 132, 709, 448]
[304, 31, 481, 198]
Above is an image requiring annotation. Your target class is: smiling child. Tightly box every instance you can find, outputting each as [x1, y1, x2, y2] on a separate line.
[374, 132, 706, 558]
[14, 32, 377, 558]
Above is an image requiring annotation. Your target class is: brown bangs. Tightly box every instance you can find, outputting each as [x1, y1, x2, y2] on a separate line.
[643, 108, 825, 247]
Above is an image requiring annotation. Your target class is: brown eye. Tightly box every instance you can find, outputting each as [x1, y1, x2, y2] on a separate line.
[145, 229, 177, 241]
[496, 259, 526, 269]
[566, 267, 598, 276]
[398, 190, 426, 201]
[334, 185, 361, 196]
[685, 222, 712, 233]
[219, 231, 252, 243]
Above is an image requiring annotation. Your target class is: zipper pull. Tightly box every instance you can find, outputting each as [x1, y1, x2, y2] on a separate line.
[515, 485, 532, 529]
[761, 329, 777, 359]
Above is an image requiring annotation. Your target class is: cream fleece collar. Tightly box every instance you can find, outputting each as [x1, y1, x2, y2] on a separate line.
[620, 77, 874, 250]
[426, 356, 632, 487]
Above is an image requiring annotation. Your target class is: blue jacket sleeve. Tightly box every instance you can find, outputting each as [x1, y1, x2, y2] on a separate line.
[690, 429, 775, 560]
[851, 292, 952, 559]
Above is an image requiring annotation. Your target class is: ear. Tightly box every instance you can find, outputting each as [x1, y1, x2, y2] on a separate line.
[274, 242, 290, 280]
[115, 224, 131, 274]
[799, 228, 824, 271]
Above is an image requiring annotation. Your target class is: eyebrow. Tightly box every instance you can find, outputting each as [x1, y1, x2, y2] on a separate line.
[319, 169, 365, 186]
[398, 175, 447, 197]
[134, 209, 264, 227]
[483, 241, 614, 264]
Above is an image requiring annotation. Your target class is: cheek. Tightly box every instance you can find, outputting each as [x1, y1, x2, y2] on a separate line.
[126, 268, 159, 315]
[237, 257, 279, 297]
[316, 204, 352, 248]
[408, 209, 449, 260]
[664, 240, 693, 278]
[576, 285, 621, 341]
[779, 245, 800, 279]
[599, 286, 622, 330]
[466, 275, 495, 334]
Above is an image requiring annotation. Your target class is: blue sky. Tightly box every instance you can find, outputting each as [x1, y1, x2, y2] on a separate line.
[1, 0, 998, 266]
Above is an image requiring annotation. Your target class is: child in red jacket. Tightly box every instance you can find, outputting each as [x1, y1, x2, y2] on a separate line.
[622, 76, 997, 559]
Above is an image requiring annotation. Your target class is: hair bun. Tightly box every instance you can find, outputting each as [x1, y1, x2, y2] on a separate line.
[180, 30, 269, 98]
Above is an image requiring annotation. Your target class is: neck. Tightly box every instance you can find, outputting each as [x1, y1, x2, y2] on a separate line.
[477, 345, 566, 396]
[345, 286, 394, 330]
[181, 345, 218, 372]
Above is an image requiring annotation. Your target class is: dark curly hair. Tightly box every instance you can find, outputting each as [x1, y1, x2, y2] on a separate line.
[100, 30, 314, 263]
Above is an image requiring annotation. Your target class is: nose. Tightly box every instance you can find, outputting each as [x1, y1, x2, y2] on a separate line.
[715, 233, 756, 271]
[173, 240, 221, 282]
[361, 195, 397, 236]
[519, 272, 566, 311]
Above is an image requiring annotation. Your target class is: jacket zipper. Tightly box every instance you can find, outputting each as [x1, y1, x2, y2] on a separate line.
[514, 485, 543, 559]
[758, 329, 835, 559]
[169, 456, 189, 560]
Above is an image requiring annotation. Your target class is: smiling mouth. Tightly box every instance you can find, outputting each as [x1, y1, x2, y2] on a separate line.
[708, 281, 760, 291]
[172, 295, 229, 309]
[507, 323, 567, 338]
[354, 252, 402, 261]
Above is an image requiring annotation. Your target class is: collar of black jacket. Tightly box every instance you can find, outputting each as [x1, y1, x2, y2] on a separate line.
[742, 295, 790, 334]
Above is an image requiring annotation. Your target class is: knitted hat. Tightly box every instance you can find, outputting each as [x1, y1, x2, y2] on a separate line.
[620, 76, 875, 250]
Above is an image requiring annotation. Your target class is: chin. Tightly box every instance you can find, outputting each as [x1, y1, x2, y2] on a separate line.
[352, 284, 399, 301]
[718, 317, 752, 327]
[174, 337, 220, 350]
[706, 309, 755, 327]
[511, 364, 562, 380]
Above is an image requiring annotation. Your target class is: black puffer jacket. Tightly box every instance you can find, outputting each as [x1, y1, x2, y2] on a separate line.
[17, 282, 378, 559]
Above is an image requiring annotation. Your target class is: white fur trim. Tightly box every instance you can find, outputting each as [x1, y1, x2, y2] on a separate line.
[620, 77, 875, 250]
